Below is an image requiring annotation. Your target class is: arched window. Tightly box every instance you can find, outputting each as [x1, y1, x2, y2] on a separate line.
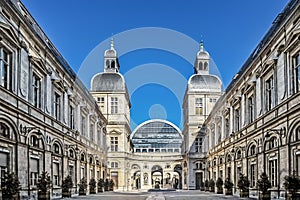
[249, 145, 256, 156]
[80, 153, 85, 162]
[269, 137, 277, 150]
[106, 60, 110, 68]
[226, 154, 232, 163]
[219, 157, 223, 165]
[53, 143, 60, 154]
[198, 62, 203, 70]
[89, 157, 93, 164]
[0, 123, 9, 138]
[69, 149, 74, 158]
[111, 162, 118, 168]
[31, 135, 39, 148]
[204, 62, 208, 70]
[236, 150, 242, 159]
[111, 61, 115, 68]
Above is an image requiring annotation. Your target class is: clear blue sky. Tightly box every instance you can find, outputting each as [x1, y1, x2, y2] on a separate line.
[21, 0, 289, 130]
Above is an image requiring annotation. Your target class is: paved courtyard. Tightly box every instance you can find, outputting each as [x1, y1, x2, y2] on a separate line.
[58, 190, 255, 200]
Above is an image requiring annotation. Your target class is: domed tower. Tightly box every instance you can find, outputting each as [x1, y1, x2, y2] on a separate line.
[182, 41, 222, 190]
[90, 39, 131, 191]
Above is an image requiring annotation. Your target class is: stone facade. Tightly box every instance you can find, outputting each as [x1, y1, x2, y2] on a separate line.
[0, 0, 108, 199]
[204, 0, 300, 198]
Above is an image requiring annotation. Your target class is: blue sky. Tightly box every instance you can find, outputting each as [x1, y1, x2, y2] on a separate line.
[22, 0, 289, 130]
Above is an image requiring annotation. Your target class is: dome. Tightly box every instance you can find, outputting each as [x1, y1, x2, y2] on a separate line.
[197, 50, 210, 60]
[131, 119, 182, 153]
[104, 49, 117, 58]
[188, 74, 222, 92]
[91, 72, 126, 92]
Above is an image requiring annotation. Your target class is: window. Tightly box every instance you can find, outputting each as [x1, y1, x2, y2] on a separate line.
[53, 143, 60, 154]
[30, 158, 39, 186]
[234, 107, 241, 131]
[81, 116, 86, 136]
[269, 159, 277, 187]
[31, 135, 39, 148]
[250, 145, 256, 156]
[265, 76, 274, 112]
[111, 97, 118, 114]
[97, 97, 105, 103]
[236, 150, 242, 159]
[90, 124, 94, 140]
[219, 170, 223, 180]
[293, 53, 300, 93]
[53, 163, 59, 186]
[69, 165, 74, 182]
[227, 167, 231, 179]
[248, 95, 255, 123]
[195, 137, 203, 152]
[250, 164, 256, 187]
[0, 123, 9, 138]
[195, 98, 203, 115]
[0, 48, 12, 90]
[69, 105, 75, 129]
[32, 73, 41, 108]
[111, 162, 118, 168]
[269, 137, 277, 150]
[110, 137, 118, 152]
[225, 118, 230, 138]
[54, 92, 61, 120]
[0, 153, 8, 182]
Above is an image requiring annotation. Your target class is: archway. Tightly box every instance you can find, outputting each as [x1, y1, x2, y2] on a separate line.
[173, 164, 182, 189]
[151, 165, 163, 189]
[133, 171, 141, 189]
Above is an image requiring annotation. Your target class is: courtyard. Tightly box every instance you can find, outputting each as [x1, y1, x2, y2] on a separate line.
[58, 190, 256, 200]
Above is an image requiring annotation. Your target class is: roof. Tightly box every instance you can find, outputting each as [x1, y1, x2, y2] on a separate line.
[91, 72, 126, 92]
[188, 74, 222, 92]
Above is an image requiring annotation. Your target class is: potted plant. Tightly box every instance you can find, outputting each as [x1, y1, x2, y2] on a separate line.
[200, 181, 205, 191]
[61, 175, 73, 198]
[257, 172, 271, 200]
[78, 177, 87, 195]
[283, 173, 300, 200]
[104, 178, 109, 191]
[1, 172, 20, 200]
[216, 177, 223, 194]
[97, 178, 104, 193]
[109, 179, 115, 191]
[237, 173, 250, 197]
[204, 179, 209, 191]
[224, 177, 233, 195]
[36, 171, 51, 200]
[208, 179, 215, 192]
[89, 178, 97, 194]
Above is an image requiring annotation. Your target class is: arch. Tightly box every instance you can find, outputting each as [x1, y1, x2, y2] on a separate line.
[204, 62, 208, 70]
[111, 60, 115, 68]
[51, 139, 63, 155]
[106, 60, 110, 68]
[235, 149, 242, 160]
[198, 62, 203, 70]
[131, 164, 140, 169]
[80, 152, 86, 162]
[0, 116, 19, 142]
[225, 153, 232, 163]
[288, 118, 300, 143]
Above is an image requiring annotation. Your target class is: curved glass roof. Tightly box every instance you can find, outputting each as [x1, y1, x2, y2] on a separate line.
[131, 119, 182, 153]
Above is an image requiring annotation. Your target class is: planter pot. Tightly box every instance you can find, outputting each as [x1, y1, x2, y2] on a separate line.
[98, 188, 103, 193]
[2, 193, 19, 200]
[225, 189, 233, 195]
[90, 189, 96, 194]
[217, 188, 223, 194]
[286, 192, 300, 200]
[38, 191, 50, 200]
[62, 190, 71, 198]
[258, 191, 271, 200]
[79, 189, 86, 195]
[240, 189, 249, 198]
[209, 188, 215, 192]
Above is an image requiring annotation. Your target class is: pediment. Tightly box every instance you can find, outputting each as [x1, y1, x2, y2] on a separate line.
[109, 130, 122, 135]
[0, 20, 19, 46]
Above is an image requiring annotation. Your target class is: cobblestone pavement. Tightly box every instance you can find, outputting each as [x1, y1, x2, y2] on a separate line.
[57, 190, 255, 200]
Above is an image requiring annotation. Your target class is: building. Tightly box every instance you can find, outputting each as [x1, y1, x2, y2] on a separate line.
[182, 42, 222, 190]
[204, 0, 300, 198]
[0, 0, 108, 199]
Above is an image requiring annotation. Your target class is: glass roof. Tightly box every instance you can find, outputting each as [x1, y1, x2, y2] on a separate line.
[131, 119, 182, 153]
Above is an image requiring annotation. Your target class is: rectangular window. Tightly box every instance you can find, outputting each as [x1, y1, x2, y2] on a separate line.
[53, 163, 59, 186]
[54, 92, 61, 120]
[234, 107, 241, 131]
[248, 95, 255, 123]
[293, 53, 300, 93]
[227, 167, 231, 180]
[195, 98, 203, 115]
[219, 170, 223, 180]
[0, 48, 12, 90]
[69, 165, 74, 182]
[69, 105, 75, 129]
[81, 116, 86, 136]
[111, 97, 118, 114]
[32, 73, 41, 108]
[90, 124, 94, 140]
[250, 164, 256, 187]
[195, 137, 203, 153]
[30, 158, 39, 186]
[225, 118, 230, 138]
[269, 159, 277, 187]
[236, 167, 242, 182]
[110, 137, 118, 152]
[265, 76, 274, 112]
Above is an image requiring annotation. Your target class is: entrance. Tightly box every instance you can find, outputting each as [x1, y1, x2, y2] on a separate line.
[151, 165, 163, 189]
[195, 172, 203, 190]
[173, 164, 182, 189]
